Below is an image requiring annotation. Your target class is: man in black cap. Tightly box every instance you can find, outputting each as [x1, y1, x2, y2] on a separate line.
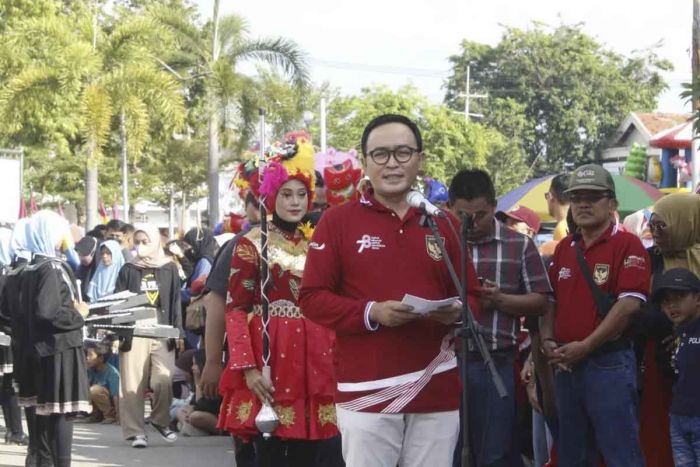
[653, 268, 700, 466]
[541, 164, 649, 466]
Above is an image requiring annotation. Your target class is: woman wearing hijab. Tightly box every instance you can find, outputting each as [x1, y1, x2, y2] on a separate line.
[181, 227, 215, 300]
[180, 227, 216, 348]
[0, 227, 27, 446]
[115, 223, 182, 448]
[635, 193, 700, 467]
[2, 219, 41, 464]
[18, 210, 90, 467]
[74, 235, 99, 301]
[87, 240, 125, 302]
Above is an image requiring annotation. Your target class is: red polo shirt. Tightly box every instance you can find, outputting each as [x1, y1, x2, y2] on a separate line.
[548, 223, 650, 343]
[300, 193, 481, 413]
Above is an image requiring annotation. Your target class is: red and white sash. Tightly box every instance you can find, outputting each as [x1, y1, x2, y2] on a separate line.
[337, 334, 456, 414]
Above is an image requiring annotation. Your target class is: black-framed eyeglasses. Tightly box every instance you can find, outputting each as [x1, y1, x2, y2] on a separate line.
[366, 145, 418, 165]
[569, 192, 611, 204]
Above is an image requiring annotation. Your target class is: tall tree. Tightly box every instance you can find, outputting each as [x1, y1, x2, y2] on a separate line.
[153, 8, 309, 224]
[444, 23, 672, 172]
[312, 85, 529, 195]
[0, 4, 185, 227]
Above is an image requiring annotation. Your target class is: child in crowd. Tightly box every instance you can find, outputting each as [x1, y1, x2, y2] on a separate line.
[103, 334, 120, 371]
[654, 268, 700, 467]
[175, 349, 221, 436]
[85, 342, 120, 424]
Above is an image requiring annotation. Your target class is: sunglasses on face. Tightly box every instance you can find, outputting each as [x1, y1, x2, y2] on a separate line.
[648, 221, 668, 233]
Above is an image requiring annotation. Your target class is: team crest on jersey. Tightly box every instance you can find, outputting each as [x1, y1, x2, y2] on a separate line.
[593, 264, 610, 285]
[425, 236, 444, 261]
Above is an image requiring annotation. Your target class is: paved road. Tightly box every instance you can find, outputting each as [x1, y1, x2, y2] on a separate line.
[0, 420, 237, 467]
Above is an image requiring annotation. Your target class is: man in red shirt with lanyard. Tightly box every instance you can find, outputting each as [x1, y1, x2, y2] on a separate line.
[541, 164, 649, 467]
[300, 114, 480, 467]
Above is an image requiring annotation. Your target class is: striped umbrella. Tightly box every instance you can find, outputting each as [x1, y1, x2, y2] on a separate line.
[497, 174, 664, 222]
[650, 120, 692, 150]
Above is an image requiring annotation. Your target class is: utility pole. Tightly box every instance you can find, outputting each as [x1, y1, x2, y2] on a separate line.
[120, 111, 129, 222]
[207, 0, 221, 227]
[692, 0, 700, 191]
[462, 64, 487, 121]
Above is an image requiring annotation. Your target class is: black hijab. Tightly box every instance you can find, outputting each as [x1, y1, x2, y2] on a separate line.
[183, 227, 216, 265]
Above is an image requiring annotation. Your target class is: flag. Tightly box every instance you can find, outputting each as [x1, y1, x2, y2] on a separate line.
[18, 197, 27, 219]
[98, 200, 109, 224]
[29, 194, 38, 214]
[57, 202, 65, 217]
[112, 201, 120, 220]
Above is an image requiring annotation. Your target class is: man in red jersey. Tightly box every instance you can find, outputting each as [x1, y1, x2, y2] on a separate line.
[300, 114, 480, 467]
[541, 164, 649, 467]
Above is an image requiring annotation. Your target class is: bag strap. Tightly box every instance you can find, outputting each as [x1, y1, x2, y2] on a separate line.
[573, 239, 613, 318]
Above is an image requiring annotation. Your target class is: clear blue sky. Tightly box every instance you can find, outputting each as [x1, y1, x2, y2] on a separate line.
[194, 0, 691, 114]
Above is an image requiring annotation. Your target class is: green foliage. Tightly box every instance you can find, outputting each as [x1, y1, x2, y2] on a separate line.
[444, 23, 671, 173]
[0, 1, 186, 222]
[311, 85, 529, 195]
[680, 79, 700, 136]
[0, 0, 60, 32]
[624, 143, 647, 180]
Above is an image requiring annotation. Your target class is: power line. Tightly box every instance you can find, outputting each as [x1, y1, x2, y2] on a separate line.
[310, 57, 448, 78]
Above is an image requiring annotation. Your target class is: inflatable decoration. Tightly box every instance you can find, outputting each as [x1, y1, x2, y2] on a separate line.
[424, 177, 449, 206]
[324, 160, 363, 206]
[314, 147, 360, 175]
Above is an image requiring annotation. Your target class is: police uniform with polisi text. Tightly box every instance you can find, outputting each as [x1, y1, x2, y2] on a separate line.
[650, 268, 700, 464]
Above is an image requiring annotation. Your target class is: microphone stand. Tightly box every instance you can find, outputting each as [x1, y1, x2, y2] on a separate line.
[418, 206, 507, 467]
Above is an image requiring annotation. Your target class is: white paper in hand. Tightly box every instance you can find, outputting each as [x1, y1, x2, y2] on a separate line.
[401, 294, 460, 315]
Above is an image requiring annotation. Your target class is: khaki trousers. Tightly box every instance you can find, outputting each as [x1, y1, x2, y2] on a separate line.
[119, 336, 175, 439]
[336, 406, 459, 467]
[89, 385, 115, 419]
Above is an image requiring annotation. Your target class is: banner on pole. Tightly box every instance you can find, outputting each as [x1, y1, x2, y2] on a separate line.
[0, 156, 21, 224]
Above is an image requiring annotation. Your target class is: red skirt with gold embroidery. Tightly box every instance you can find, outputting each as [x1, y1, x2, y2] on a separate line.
[218, 374, 337, 441]
[217, 315, 339, 441]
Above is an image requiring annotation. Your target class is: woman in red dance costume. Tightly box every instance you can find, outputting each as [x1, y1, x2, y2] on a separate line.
[217, 139, 338, 466]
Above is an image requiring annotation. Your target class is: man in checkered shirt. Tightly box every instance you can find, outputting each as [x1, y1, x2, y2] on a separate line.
[448, 169, 552, 467]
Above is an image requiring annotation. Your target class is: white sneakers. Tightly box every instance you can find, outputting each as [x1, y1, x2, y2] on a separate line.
[151, 422, 178, 443]
[129, 423, 178, 448]
[131, 435, 148, 448]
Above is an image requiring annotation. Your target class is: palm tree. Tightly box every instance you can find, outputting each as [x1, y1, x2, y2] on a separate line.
[0, 7, 185, 228]
[154, 5, 309, 224]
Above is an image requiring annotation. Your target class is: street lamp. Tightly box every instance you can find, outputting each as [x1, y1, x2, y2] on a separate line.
[302, 100, 328, 152]
[303, 110, 314, 128]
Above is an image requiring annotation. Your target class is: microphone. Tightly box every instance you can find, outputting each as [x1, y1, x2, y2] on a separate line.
[407, 190, 446, 218]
